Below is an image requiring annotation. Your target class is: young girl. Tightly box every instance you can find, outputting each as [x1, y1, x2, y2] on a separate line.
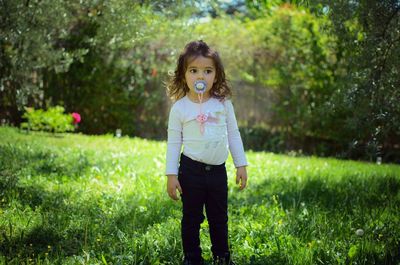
[165, 40, 248, 265]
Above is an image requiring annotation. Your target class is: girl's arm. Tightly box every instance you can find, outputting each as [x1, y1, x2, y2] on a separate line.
[166, 103, 183, 199]
[225, 100, 248, 190]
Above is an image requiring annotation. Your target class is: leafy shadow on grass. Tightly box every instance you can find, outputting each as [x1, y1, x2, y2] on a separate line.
[1, 182, 181, 263]
[1, 186, 92, 261]
[0, 143, 91, 184]
[232, 173, 400, 211]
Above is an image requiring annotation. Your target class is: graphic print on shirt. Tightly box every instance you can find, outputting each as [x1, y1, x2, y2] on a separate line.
[202, 109, 226, 150]
[204, 112, 219, 124]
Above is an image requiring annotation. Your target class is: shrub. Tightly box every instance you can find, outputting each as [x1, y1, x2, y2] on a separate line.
[20, 106, 76, 133]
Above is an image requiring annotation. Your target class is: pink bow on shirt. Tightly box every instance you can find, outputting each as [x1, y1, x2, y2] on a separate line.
[197, 113, 208, 134]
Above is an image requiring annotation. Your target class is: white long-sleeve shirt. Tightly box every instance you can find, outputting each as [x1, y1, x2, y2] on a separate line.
[165, 96, 247, 175]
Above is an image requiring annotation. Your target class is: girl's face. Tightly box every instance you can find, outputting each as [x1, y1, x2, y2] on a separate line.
[184, 56, 216, 99]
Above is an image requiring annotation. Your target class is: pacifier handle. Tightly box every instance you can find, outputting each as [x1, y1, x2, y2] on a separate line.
[194, 80, 208, 134]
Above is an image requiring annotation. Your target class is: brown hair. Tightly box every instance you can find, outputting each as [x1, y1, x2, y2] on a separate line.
[166, 40, 232, 101]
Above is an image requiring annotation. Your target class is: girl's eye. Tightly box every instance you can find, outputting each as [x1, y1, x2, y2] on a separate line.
[205, 70, 213, 74]
[189, 69, 197, 73]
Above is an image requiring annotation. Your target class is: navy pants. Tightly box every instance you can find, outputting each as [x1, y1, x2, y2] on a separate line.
[178, 154, 229, 259]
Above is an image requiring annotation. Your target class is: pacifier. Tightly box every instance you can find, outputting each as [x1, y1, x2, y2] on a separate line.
[193, 80, 208, 134]
[194, 80, 207, 94]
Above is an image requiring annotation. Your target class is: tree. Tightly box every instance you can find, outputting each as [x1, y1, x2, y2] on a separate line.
[309, 0, 400, 161]
[0, 0, 89, 124]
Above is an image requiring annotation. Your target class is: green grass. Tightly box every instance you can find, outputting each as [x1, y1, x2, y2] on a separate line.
[1, 126, 399, 265]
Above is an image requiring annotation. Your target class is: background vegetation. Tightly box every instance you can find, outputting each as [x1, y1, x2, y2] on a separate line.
[1, 0, 399, 162]
[1, 126, 399, 264]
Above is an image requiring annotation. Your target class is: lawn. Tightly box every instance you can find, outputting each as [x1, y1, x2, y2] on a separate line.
[0, 126, 399, 265]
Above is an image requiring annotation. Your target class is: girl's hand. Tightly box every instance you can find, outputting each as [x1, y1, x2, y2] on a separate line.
[236, 166, 248, 190]
[167, 175, 182, 200]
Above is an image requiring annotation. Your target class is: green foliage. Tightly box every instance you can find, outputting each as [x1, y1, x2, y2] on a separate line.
[1, 0, 399, 162]
[21, 106, 74, 133]
[0, 0, 90, 109]
[245, 5, 335, 139]
[309, 0, 400, 161]
[42, 0, 193, 138]
[1, 126, 400, 264]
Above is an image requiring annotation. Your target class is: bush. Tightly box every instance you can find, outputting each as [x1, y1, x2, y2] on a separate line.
[20, 106, 75, 133]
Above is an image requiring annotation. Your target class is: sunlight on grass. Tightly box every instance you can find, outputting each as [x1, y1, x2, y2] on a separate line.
[1, 126, 399, 264]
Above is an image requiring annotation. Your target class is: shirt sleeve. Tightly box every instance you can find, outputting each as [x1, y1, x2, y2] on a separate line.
[165, 103, 183, 175]
[225, 100, 248, 167]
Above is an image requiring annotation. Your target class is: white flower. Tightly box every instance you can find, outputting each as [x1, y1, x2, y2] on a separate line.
[355, 229, 364, 236]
